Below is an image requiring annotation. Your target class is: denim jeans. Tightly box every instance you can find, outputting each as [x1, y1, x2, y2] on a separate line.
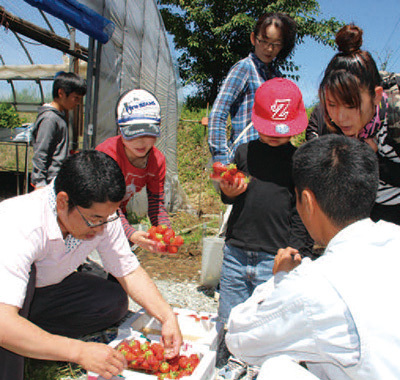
[218, 243, 275, 324]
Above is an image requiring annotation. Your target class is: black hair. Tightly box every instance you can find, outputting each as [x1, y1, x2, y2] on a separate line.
[319, 24, 382, 128]
[52, 71, 87, 99]
[254, 12, 297, 63]
[293, 135, 379, 228]
[54, 150, 126, 210]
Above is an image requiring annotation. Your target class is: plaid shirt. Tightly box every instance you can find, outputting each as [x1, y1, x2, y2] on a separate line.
[208, 52, 281, 164]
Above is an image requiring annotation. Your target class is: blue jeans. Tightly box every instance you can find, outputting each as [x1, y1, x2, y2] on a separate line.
[218, 243, 275, 324]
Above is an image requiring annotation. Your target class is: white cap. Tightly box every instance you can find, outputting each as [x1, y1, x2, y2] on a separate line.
[116, 89, 161, 139]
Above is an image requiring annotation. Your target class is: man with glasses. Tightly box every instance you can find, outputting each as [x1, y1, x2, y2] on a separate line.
[0, 150, 182, 380]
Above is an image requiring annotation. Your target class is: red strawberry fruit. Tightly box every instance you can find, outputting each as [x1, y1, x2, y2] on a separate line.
[167, 245, 178, 254]
[221, 171, 234, 184]
[212, 161, 227, 175]
[156, 224, 168, 234]
[163, 228, 175, 244]
[159, 361, 170, 373]
[227, 163, 238, 175]
[173, 235, 184, 247]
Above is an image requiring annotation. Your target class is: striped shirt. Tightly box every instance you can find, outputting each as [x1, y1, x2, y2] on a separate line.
[208, 52, 281, 165]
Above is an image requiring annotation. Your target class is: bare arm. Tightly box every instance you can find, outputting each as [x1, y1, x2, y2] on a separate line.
[117, 266, 182, 358]
[0, 303, 125, 379]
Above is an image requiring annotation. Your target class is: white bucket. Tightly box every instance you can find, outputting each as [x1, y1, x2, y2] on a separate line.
[200, 236, 225, 288]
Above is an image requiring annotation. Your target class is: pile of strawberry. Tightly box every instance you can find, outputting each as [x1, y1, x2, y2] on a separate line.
[210, 162, 249, 185]
[148, 225, 184, 254]
[116, 339, 200, 379]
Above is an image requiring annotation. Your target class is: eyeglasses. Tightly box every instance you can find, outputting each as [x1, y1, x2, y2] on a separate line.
[70, 199, 120, 228]
[255, 36, 283, 50]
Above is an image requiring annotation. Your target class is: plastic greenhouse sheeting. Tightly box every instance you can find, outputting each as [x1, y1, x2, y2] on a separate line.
[80, 0, 182, 213]
[0, 0, 184, 212]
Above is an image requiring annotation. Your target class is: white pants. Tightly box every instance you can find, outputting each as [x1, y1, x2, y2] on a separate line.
[258, 356, 320, 380]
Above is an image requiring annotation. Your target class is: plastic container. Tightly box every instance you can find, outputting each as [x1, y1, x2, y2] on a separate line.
[200, 236, 224, 288]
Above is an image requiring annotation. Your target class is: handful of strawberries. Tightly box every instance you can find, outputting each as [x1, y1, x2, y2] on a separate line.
[210, 162, 249, 185]
[116, 339, 200, 379]
[148, 225, 184, 254]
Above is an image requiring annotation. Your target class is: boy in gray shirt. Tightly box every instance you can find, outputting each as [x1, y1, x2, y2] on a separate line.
[31, 71, 86, 188]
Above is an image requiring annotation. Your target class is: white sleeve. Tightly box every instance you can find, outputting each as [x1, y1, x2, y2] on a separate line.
[226, 265, 360, 367]
[96, 218, 140, 277]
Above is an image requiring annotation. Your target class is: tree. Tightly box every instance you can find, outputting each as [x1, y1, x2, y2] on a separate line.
[158, 0, 343, 106]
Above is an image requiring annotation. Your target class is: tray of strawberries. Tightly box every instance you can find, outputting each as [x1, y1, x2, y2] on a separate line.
[115, 339, 200, 379]
[209, 162, 249, 185]
[147, 225, 184, 254]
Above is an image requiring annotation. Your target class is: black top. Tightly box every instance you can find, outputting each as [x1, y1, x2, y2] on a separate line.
[222, 139, 313, 256]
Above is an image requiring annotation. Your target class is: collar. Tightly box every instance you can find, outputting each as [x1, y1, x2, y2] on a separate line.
[324, 218, 374, 255]
[358, 93, 388, 140]
[47, 181, 82, 253]
[249, 52, 277, 81]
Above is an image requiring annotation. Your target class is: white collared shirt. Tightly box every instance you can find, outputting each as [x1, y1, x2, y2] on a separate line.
[226, 219, 400, 380]
[0, 184, 139, 308]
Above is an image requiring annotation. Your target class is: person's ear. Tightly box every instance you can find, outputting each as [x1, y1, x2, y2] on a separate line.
[250, 32, 256, 47]
[302, 189, 315, 216]
[56, 191, 69, 212]
[373, 86, 383, 106]
[57, 88, 66, 99]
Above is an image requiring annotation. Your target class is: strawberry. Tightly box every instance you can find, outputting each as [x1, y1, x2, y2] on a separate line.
[163, 228, 175, 244]
[156, 224, 168, 235]
[156, 241, 167, 253]
[148, 226, 158, 240]
[227, 163, 238, 175]
[135, 354, 145, 365]
[129, 339, 141, 349]
[173, 235, 184, 247]
[151, 343, 165, 360]
[167, 245, 178, 254]
[168, 359, 180, 372]
[148, 355, 160, 371]
[189, 353, 200, 368]
[125, 351, 136, 362]
[159, 361, 170, 373]
[210, 172, 221, 180]
[141, 359, 150, 370]
[178, 369, 193, 377]
[154, 233, 164, 242]
[140, 342, 149, 351]
[221, 170, 234, 184]
[178, 356, 191, 369]
[212, 161, 227, 175]
[234, 171, 249, 184]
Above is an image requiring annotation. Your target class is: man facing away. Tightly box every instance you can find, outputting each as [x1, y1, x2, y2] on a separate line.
[226, 134, 400, 379]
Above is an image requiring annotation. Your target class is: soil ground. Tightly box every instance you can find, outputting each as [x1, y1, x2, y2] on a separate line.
[135, 242, 203, 283]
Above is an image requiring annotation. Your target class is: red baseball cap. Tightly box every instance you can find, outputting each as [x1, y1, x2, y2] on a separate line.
[252, 78, 308, 137]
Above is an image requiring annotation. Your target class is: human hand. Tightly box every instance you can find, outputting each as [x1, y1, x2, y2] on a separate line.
[160, 313, 182, 359]
[219, 177, 248, 199]
[364, 137, 378, 152]
[130, 230, 158, 252]
[75, 341, 126, 379]
[273, 247, 302, 275]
